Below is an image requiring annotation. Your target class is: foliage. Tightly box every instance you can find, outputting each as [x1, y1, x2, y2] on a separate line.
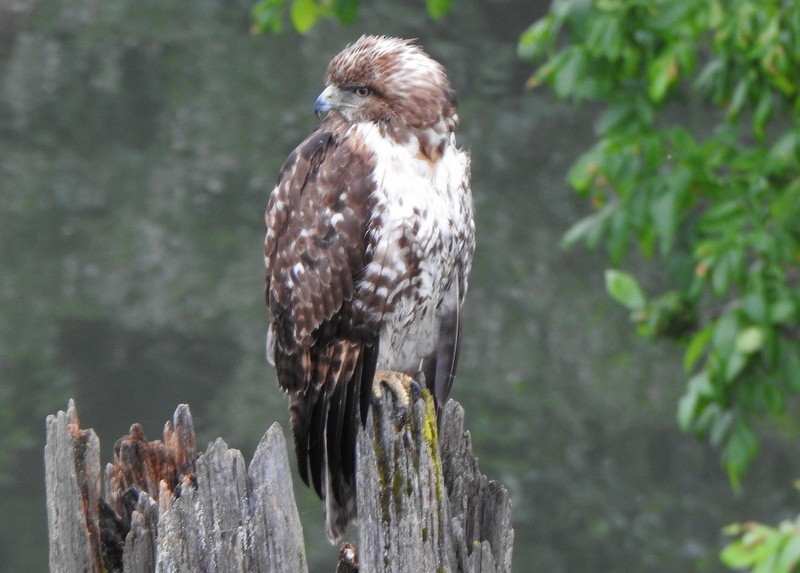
[251, 0, 452, 34]
[519, 0, 800, 491]
[722, 506, 800, 573]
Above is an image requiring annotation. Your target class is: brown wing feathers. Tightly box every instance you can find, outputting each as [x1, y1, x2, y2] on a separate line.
[265, 121, 378, 513]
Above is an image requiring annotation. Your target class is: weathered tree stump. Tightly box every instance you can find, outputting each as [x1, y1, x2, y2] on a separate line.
[45, 392, 513, 572]
[45, 401, 306, 573]
[357, 389, 514, 572]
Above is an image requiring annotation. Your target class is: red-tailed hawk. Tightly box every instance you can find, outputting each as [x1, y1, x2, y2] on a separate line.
[264, 35, 475, 541]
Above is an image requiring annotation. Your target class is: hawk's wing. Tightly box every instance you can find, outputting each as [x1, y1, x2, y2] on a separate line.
[264, 122, 378, 528]
[422, 274, 463, 421]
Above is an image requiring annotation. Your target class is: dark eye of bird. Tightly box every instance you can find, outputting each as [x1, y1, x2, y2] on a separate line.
[354, 86, 372, 98]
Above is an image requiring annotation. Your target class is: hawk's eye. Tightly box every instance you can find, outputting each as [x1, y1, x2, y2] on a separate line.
[353, 86, 372, 98]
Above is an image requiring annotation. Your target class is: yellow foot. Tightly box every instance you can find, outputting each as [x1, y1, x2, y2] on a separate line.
[372, 370, 420, 428]
[371, 369, 422, 416]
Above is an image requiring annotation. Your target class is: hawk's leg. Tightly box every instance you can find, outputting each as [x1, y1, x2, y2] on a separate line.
[372, 370, 421, 426]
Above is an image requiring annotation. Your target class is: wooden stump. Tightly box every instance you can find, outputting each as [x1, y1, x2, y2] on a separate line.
[357, 389, 513, 572]
[45, 400, 306, 573]
[45, 399, 103, 573]
[45, 393, 513, 572]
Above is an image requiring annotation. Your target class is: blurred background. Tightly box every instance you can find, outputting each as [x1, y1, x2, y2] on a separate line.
[1, 0, 799, 571]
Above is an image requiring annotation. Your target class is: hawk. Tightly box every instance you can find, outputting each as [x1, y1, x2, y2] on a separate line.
[264, 35, 475, 541]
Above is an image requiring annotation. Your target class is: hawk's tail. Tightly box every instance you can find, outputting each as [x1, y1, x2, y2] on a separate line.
[287, 338, 378, 542]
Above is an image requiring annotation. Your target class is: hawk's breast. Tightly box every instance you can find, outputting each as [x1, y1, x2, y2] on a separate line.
[352, 122, 473, 373]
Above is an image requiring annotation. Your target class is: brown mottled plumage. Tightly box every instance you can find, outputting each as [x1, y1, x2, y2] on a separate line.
[264, 36, 474, 541]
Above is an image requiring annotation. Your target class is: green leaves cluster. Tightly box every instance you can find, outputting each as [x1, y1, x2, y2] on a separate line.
[520, 0, 800, 488]
[251, 0, 357, 34]
[722, 512, 800, 573]
[251, 0, 452, 34]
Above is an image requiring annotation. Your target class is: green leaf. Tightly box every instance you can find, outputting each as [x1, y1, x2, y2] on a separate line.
[769, 132, 798, 165]
[562, 203, 614, 249]
[605, 269, 646, 310]
[607, 208, 630, 264]
[677, 390, 698, 432]
[585, 15, 624, 60]
[651, 188, 676, 255]
[753, 90, 773, 138]
[678, 371, 712, 432]
[694, 402, 723, 436]
[770, 299, 796, 323]
[648, 52, 678, 103]
[567, 148, 602, 192]
[736, 326, 765, 354]
[785, 347, 800, 392]
[691, 365, 714, 398]
[737, 525, 783, 568]
[251, 0, 285, 33]
[722, 538, 754, 568]
[712, 311, 738, 358]
[760, 384, 785, 415]
[711, 254, 730, 296]
[721, 537, 759, 568]
[290, 0, 326, 33]
[702, 199, 743, 226]
[426, 0, 452, 19]
[684, 323, 713, 373]
[726, 78, 749, 120]
[742, 291, 766, 322]
[518, 17, 555, 60]
[595, 104, 636, 136]
[333, 0, 359, 24]
[552, 48, 586, 99]
[678, 371, 718, 432]
[724, 421, 758, 489]
[725, 351, 746, 382]
[709, 409, 734, 447]
[694, 58, 724, 94]
[778, 533, 800, 571]
[771, 180, 800, 225]
[708, 0, 723, 27]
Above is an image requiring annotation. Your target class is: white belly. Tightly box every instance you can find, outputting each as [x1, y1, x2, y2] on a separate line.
[352, 122, 471, 374]
[377, 267, 457, 374]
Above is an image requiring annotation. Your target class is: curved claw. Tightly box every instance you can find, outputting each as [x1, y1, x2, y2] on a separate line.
[372, 370, 418, 428]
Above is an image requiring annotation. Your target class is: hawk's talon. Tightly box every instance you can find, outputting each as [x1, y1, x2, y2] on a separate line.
[372, 369, 417, 428]
[408, 379, 421, 404]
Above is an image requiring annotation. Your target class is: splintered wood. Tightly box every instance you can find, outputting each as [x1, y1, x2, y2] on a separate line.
[45, 394, 513, 572]
[45, 401, 306, 573]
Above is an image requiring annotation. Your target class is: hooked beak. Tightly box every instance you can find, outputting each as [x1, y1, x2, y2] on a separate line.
[314, 85, 337, 118]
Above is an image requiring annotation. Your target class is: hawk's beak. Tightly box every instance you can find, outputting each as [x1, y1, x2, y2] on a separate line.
[314, 85, 337, 118]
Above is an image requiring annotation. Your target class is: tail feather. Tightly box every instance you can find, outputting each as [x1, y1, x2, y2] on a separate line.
[323, 475, 357, 542]
[308, 382, 329, 499]
[359, 338, 379, 427]
[289, 391, 312, 488]
[339, 349, 363, 491]
[282, 335, 380, 542]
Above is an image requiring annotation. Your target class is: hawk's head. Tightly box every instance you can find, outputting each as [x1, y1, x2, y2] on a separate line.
[315, 36, 457, 135]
